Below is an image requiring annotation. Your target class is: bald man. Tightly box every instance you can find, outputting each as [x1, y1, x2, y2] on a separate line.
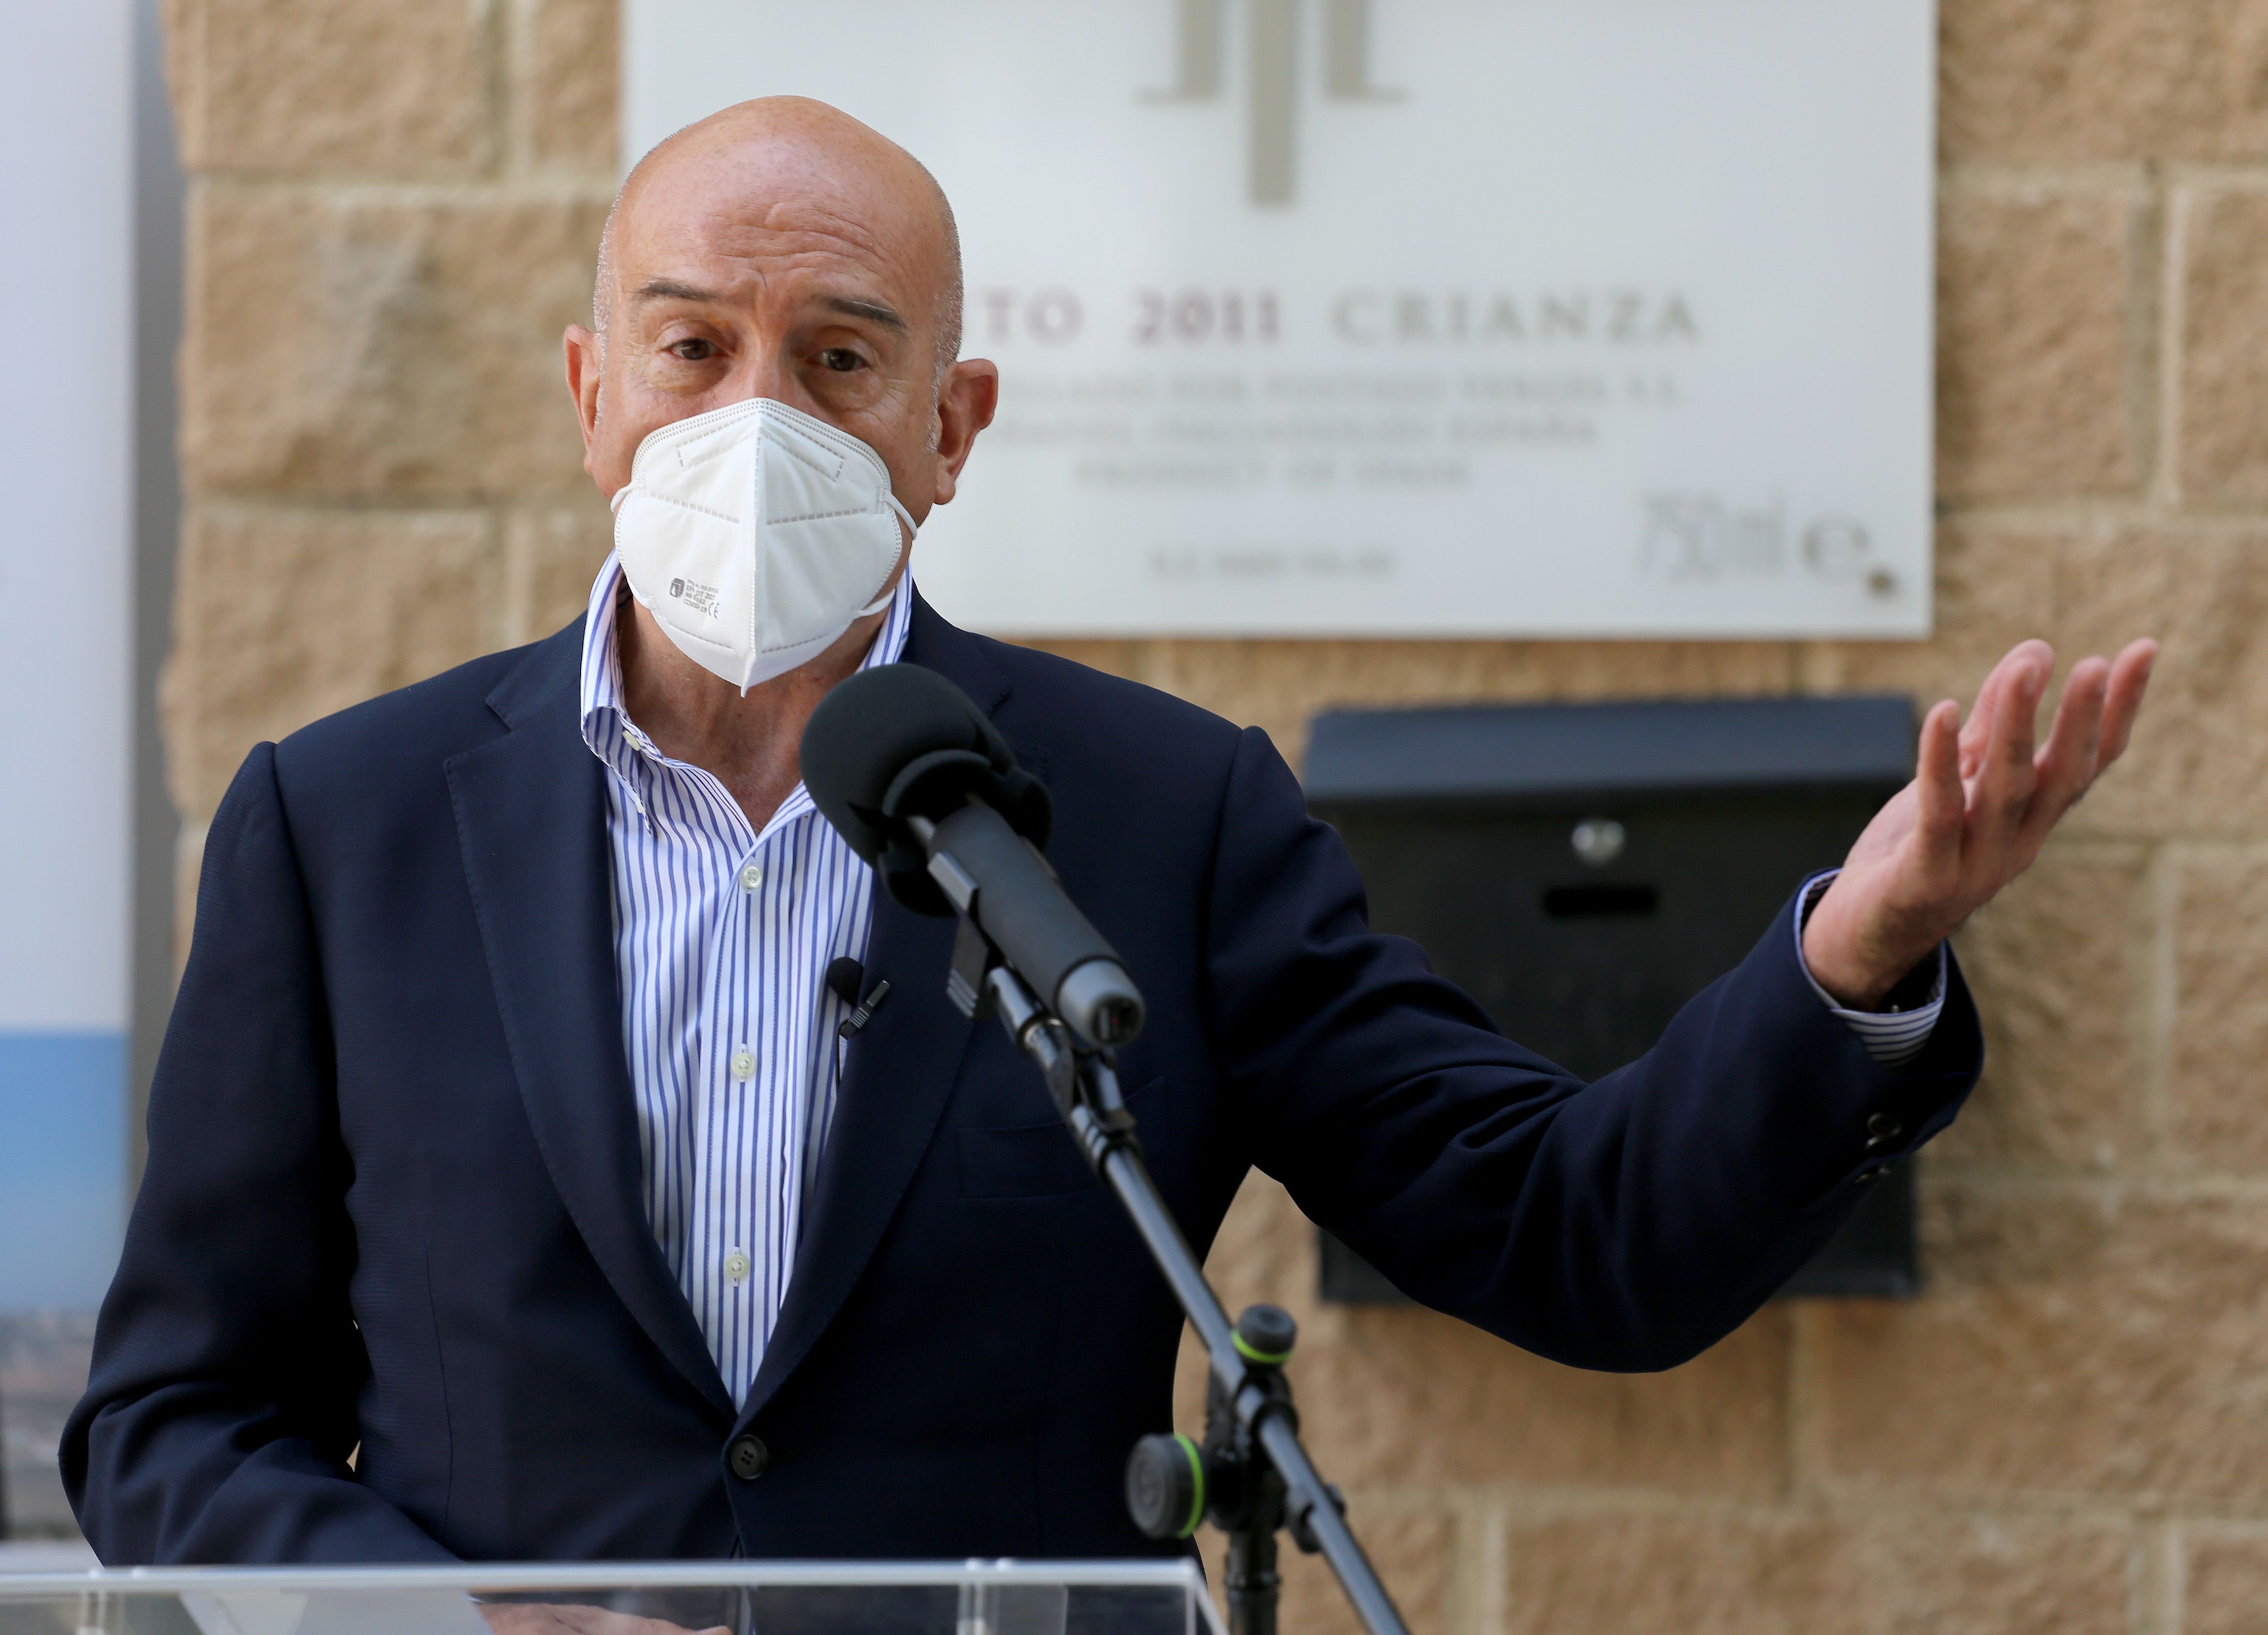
[67, 100, 2152, 1567]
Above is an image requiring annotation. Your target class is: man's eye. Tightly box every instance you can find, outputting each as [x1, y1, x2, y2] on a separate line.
[667, 339, 717, 361]
[818, 348, 865, 373]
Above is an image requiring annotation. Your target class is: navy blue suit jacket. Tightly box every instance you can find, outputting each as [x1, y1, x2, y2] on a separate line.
[65, 595, 1981, 1564]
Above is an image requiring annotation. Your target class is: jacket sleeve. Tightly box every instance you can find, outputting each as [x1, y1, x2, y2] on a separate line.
[61, 743, 452, 1563]
[1204, 725, 1981, 1372]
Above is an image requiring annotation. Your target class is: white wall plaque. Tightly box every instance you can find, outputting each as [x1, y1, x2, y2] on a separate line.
[625, 0, 1934, 637]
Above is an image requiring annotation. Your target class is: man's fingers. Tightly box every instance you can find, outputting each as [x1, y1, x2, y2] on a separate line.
[479, 1606, 729, 1635]
[2097, 638, 2159, 766]
[1959, 640, 2053, 779]
[1973, 644, 2047, 838]
[2037, 657, 2108, 787]
[617, 1617, 725, 1635]
[1916, 698, 1965, 848]
[2021, 656, 2109, 849]
[1956, 664, 2003, 777]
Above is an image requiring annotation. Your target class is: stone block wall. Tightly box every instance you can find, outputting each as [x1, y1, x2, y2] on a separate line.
[155, 2, 2268, 1629]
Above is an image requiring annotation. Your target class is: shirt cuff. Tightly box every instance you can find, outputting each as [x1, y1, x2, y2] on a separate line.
[1793, 869, 1946, 1069]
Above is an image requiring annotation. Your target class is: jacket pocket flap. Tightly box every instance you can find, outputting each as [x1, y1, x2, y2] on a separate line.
[957, 1076, 1161, 1199]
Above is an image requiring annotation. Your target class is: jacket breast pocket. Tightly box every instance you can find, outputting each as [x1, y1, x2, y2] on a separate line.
[958, 1077, 1162, 1199]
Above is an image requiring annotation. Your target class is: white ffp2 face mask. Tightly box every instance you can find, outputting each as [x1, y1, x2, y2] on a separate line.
[610, 397, 915, 692]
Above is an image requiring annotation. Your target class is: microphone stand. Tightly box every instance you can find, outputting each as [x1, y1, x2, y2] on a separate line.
[819, 679, 1402, 1633]
[963, 958, 1411, 1635]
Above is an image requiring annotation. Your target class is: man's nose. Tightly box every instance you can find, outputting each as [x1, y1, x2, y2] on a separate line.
[721, 349, 803, 414]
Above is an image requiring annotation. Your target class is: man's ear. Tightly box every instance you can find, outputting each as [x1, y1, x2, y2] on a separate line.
[931, 358, 1001, 508]
[564, 326, 603, 467]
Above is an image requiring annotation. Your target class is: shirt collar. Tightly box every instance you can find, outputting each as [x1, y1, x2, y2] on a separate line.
[577, 548, 916, 822]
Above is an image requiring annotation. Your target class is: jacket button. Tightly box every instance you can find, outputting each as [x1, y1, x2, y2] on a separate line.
[728, 1435, 770, 1481]
[1866, 1112, 1904, 1150]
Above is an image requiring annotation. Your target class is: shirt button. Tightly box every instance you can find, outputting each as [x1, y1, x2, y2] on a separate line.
[739, 861, 763, 891]
[730, 1048, 755, 1080]
[723, 1249, 750, 1285]
[728, 1434, 769, 1481]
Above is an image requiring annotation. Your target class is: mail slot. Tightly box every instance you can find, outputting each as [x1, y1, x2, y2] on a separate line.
[1302, 694, 1921, 1304]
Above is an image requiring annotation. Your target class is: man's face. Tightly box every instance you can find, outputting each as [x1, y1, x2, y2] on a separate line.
[565, 126, 996, 526]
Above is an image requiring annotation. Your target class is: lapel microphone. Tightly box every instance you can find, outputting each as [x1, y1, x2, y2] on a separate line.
[826, 956, 891, 1040]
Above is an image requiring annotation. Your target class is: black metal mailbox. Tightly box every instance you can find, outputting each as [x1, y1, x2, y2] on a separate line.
[1302, 694, 1921, 1304]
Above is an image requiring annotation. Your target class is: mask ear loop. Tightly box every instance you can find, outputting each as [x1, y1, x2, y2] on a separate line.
[852, 494, 920, 619]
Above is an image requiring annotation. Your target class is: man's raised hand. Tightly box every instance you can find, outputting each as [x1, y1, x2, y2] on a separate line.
[1800, 637, 2159, 1010]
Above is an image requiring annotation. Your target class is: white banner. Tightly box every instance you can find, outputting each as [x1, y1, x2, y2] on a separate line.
[626, 0, 1935, 638]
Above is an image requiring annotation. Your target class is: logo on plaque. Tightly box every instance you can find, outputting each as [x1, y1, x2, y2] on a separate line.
[1146, 0, 1401, 205]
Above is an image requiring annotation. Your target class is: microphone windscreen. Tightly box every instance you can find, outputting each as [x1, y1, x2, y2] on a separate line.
[802, 664, 1054, 915]
[802, 664, 995, 866]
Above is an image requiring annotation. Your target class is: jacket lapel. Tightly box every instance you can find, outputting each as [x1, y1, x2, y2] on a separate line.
[445, 620, 734, 1423]
[739, 594, 1015, 1423]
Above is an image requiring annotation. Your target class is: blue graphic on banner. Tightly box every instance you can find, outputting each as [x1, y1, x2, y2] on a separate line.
[0, 1032, 125, 1310]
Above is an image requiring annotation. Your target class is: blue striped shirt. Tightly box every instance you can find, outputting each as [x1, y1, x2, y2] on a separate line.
[579, 550, 910, 1407]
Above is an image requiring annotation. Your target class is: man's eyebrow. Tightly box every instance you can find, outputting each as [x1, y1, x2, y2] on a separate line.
[629, 284, 909, 333]
[632, 278, 725, 304]
[823, 296, 909, 332]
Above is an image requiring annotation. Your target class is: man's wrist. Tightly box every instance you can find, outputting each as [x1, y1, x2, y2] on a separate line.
[1800, 878, 1934, 1011]
[1794, 871, 1950, 1068]
[1875, 953, 1944, 1013]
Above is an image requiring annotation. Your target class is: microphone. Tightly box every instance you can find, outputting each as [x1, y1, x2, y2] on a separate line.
[801, 664, 1145, 1049]
[826, 956, 891, 1040]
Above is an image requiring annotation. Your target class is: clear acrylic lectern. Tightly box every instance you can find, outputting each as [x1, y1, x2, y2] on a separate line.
[0, 1561, 1222, 1635]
